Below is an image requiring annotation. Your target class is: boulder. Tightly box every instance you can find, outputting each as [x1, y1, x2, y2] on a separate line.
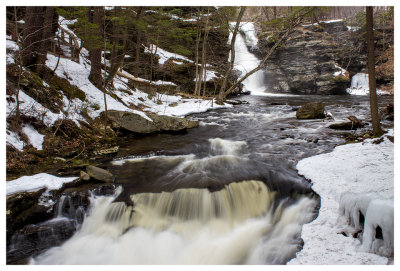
[86, 166, 115, 183]
[106, 110, 199, 134]
[79, 170, 90, 181]
[296, 102, 325, 119]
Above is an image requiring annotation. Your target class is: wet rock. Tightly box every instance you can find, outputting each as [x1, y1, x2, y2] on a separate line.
[106, 110, 199, 134]
[296, 102, 325, 119]
[260, 26, 350, 95]
[7, 218, 77, 264]
[93, 146, 119, 156]
[80, 170, 90, 181]
[86, 165, 115, 183]
[329, 121, 360, 130]
[6, 189, 53, 243]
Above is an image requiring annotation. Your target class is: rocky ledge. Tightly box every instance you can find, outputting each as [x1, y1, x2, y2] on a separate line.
[106, 110, 199, 134]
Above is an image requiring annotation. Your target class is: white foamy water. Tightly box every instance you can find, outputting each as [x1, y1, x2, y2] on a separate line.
[31, 182, 316, 264]
[229, 22, 267, 96]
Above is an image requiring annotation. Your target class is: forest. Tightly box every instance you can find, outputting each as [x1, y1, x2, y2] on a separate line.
[5, 6, 394, 265]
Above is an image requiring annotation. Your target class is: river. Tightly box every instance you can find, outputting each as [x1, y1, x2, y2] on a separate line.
[8, 21, 394, 265]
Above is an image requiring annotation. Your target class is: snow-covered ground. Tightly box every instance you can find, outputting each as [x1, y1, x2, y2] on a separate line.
[6, 16, 231, 151]
[289, 130, 394, 264]
[346, 73, 390, 95]
[6, 173, 78, 195]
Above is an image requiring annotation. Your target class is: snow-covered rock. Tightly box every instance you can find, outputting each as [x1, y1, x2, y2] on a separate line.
[7, 173, 78, 195]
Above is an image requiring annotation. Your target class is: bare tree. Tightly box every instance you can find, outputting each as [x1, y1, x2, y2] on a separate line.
[366, 6, 383, 136]
[219, 7, 246, 98]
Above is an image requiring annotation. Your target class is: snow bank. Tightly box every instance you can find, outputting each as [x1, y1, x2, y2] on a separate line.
[144, 45, 193, 65]
[45, 53, 151, 122]
[22, 124, 45, 150]
[289, 131, 394, 264]
[6, 173, 78, 195]
[6, 130, 25, 151]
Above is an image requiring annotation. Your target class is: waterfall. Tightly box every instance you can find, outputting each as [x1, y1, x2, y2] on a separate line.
[230, 22, 267, 96]
[31, 181, 317, 264]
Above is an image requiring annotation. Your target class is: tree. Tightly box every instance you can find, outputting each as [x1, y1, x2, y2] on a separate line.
[366, 6, 383, 136]
[87, 6, 104, 89]
[219, 6, 246, 96]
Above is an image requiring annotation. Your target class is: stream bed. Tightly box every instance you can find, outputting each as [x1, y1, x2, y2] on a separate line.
[8, 93, 393, 264]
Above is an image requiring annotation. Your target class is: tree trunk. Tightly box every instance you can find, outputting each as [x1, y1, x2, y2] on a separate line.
[134, 7, 144, 77]
[366, 6, 383, 136]
[22, 7, 45, 69]
[37, 7, 56, 74]
[194, 7, 202, 95]
[88, 6, 103, 89]
[218, 7, 246, 101]
[197, 8, 210, 97]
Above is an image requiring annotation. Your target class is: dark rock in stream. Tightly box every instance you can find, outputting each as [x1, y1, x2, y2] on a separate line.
[106, 110, 199, 134]
[296, 102, 325, 119]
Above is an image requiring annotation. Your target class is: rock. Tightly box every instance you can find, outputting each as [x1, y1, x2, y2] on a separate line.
[347, 115, 364, 127]
[329, 121, 360, 130]
[93, 146, 119, 156]
[260, 26, 350, 95]
[296, 102, 325, 119]
[79, 170, 90, 181]
[168, 102, 178, 107]
[86, 166, 115, 183]
[106, 110, 199, 134]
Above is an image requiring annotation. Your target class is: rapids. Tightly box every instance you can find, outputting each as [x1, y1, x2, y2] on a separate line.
[9, 20, 394, 265]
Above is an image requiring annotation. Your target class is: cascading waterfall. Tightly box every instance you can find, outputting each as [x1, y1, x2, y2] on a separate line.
[31, 182, 316, 264]
[230, 22, 267, 96]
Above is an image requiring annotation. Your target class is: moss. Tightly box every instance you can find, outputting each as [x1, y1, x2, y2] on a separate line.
[48, 75, 86, 101]
[90, 103, 101, 111]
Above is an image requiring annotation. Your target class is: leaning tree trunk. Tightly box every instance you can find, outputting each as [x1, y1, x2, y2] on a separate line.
[218, 7, 246, 101]
[366, 6, 383, 136]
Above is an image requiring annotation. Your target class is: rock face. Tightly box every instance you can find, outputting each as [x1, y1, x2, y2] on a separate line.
[259, 22, 350, 95]
[296, 102, 325, 119]
[106, 110, 199, 134]
[86, 166, 115, 183]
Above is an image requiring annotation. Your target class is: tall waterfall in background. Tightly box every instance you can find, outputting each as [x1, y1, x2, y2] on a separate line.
[230, 22, 267, 96]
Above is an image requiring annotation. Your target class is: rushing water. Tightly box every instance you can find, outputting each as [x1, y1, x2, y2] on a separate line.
[12, 21, 394, 264]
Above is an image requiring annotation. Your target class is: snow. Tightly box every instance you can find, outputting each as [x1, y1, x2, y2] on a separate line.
[333, 64, 347, 77]
[347, 26, 361, 32]
[6, 38, 19, 64]
[346, 73, 389, 95]
[45, 53, 152, 122]
[144, 45, 193, 65]
[22, 124, 45, 150]
[193, 69, 219, 82]
[6, 173, 78, 195]
[302, 19, 343, 27]
[6, 130, 24, 151]
[6, 90, 64, 126]
[289, 131, 394, 264]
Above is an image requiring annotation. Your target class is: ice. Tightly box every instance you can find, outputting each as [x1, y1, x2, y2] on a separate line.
[346, 73, 389, 95]
[360, 199, 394, 257]
[333, 64, 347, 77]
[289, 130, 394, 264]
[6, 173, 78, 195]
